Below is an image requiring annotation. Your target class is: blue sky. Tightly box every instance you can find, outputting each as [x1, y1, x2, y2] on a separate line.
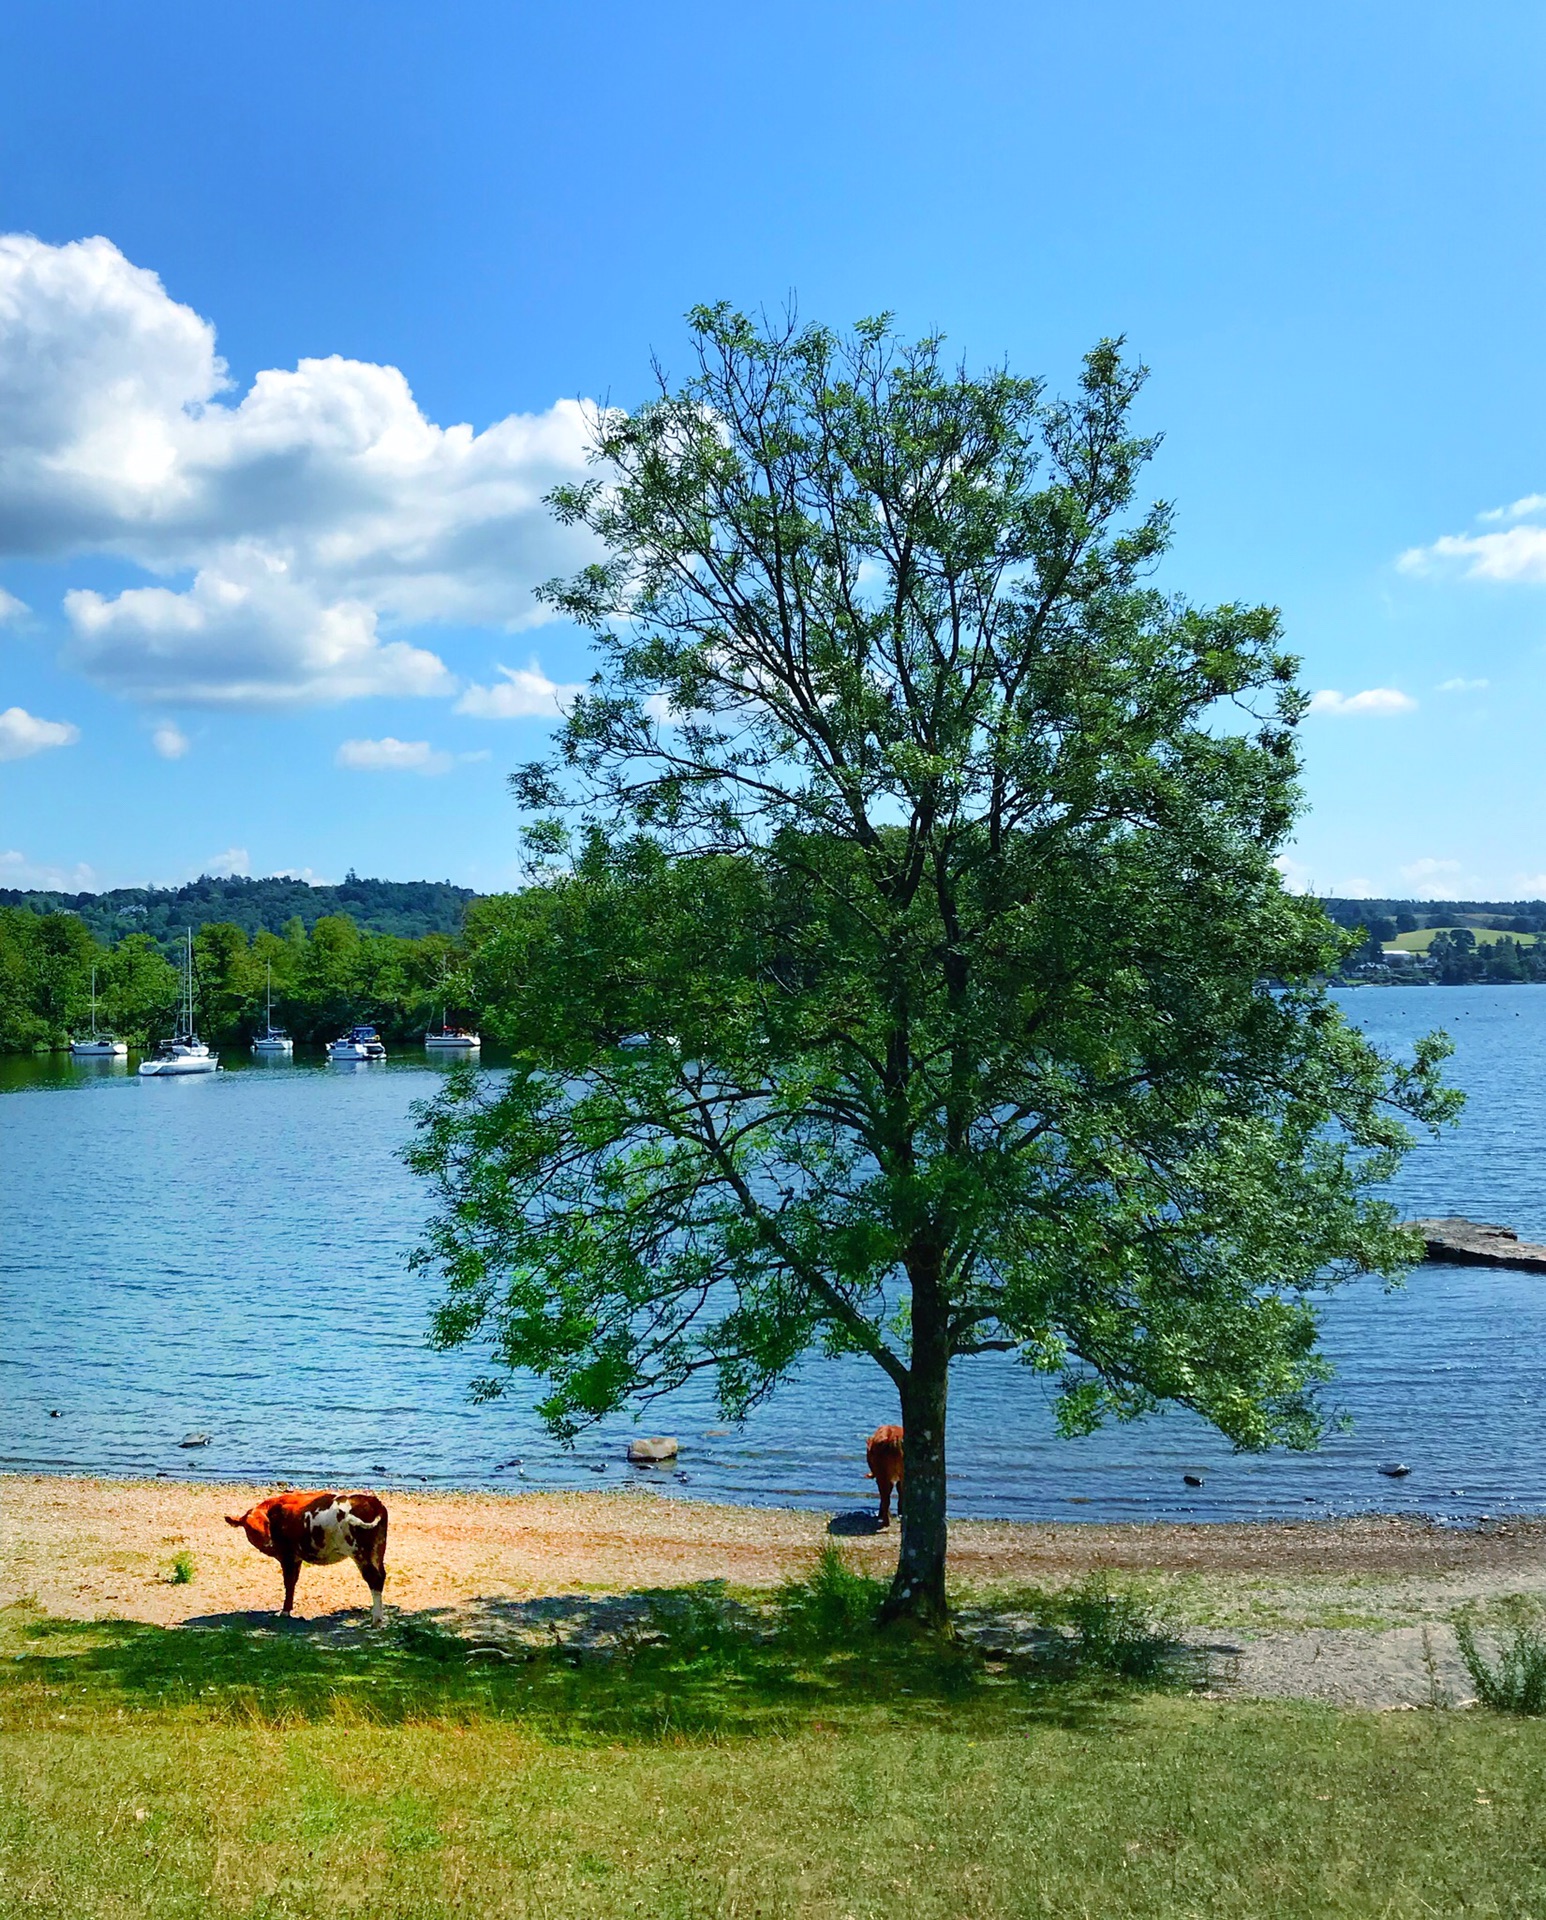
[3, 1, 1546, 899]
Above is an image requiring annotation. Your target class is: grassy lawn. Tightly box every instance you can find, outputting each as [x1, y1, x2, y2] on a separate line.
[4, 1578, 1546, 1919]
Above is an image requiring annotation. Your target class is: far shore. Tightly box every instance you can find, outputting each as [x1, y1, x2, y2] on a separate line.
[6, 1472, 1546, 1634]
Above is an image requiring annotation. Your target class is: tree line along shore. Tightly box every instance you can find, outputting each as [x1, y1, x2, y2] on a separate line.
[7, 879, 1546, 1054]
[0, 886, 499, 1053]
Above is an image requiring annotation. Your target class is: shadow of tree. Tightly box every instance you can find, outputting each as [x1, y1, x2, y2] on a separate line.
[1, 1569, 1196, 1744]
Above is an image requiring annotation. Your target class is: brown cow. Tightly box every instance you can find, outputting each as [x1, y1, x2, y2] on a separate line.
[865, 1424, 904, 1527]
[225, 1491, 388, 1625]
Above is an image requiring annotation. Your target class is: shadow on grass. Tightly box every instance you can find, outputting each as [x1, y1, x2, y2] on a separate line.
[1, 1553, 1195, 1744]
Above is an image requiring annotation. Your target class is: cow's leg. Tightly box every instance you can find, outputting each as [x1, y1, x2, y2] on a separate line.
[278, 1553, 301, 1617]
[355, 1551, 386, 1627]
[876, 1473, 893, 1527]
[354, 1526, 387, 1627]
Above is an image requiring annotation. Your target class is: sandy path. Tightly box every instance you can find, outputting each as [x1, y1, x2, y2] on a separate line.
[5, 1475, 1546, 1709]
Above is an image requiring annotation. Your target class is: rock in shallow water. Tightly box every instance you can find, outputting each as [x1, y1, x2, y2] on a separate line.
[1408, 1217, 1546, 1272]
[178, 1432, 211, 1448]
[627, 1436, 679, 1463]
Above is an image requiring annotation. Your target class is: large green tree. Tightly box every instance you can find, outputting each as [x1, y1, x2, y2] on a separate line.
[408, 310, 1456, 1626]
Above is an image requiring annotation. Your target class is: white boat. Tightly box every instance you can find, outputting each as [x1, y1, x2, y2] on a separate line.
[327, 1024, 387, 1062]
[425, 1004, 480, 1052]
[138, 932, 218, 1076]
[70, 967, 128, 1058]
[250, 963, 293, 1056]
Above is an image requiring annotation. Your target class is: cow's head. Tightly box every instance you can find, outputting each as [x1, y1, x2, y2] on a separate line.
[226, 1504, 273, 1553]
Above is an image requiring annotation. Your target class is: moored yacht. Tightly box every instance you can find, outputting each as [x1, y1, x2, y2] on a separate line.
[326, 1024, 387, 1062]
[250, 962, 293, 1056]
[138, 932, 218, 1076]
[69, 967, 128, 1058]
[425, 1013, 480, 1053]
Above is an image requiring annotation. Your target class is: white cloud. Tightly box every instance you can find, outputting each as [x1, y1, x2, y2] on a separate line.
[1307, 687, 1417, 717]
[151, 719, 190, 759]
[0, 848, 96, 889]
[1399, 526, 1546, 583]
[1438, 676, 1489, 693]
[0, 585, 27, 622]
[335, 736, 454, 775]
[454, 659, 582, 719]
[0, 233, 602, 707]
[200, 846, 250, 877]
[1396, 856, 1490, 899]
[1479, 493, 1546, 523]
[64, 554, 452, 706]
[0, 704, 80, 760]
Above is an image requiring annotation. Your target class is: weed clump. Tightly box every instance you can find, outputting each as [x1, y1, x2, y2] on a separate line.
[169, 1553, 194, 1586]
[776, 1543, 889, 1643]
[1455, 1599, 1546, 1714]
[1056, 1574, 1180, 1682]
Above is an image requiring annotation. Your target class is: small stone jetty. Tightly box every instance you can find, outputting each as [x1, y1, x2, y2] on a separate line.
[1408, 1217, 1546, 1273]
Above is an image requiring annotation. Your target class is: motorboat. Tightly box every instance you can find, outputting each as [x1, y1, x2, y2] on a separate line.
[327, 1024, 387, 1062]
[250, 962, 293, 1056]
[70, 967, 128, 1058]
[138, 932, 218, 1076]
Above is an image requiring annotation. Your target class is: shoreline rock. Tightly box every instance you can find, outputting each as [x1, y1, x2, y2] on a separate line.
[1408, 1217, 1546, 1273]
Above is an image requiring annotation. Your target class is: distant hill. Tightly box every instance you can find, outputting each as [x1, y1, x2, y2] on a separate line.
[0, 873, 477, 944]
[1321, 897, 1546, 936]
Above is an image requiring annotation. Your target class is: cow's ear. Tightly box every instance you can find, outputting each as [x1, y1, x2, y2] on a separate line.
[224, 1513, 245, 1527]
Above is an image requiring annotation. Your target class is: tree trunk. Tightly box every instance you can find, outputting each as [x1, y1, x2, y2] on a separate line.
[880, 1322, 951, 1630]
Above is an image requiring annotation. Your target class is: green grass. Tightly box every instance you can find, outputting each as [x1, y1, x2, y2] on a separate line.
[1385, 924, 1527, 952]
[5, 1577, 1546, 1918]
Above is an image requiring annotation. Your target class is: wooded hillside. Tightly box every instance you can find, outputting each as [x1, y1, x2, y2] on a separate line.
[0, 873, 475, 945]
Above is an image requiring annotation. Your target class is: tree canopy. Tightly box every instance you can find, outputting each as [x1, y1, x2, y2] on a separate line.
[408, 308, 1456, 1626]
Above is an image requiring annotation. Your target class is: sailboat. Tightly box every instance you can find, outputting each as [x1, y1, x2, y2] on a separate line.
[424, 1001, 480, 1053]
[137, 931, 218, 1076]
[424, 964, 479, 1052]
[69, 967, 128, 1058]
[250, 962, 293, 1056]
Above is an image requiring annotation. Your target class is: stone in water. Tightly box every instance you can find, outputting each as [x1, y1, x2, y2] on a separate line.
[628, 1436, 679, 1463]
[179, 1432, 211, 1448]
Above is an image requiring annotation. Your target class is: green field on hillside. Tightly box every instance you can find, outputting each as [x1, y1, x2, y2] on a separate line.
[1385, 925, 1530, 953]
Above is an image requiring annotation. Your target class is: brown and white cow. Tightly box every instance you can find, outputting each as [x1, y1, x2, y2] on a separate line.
[225, 1491, 388, 1625]
[865, 1425, 904, 1527]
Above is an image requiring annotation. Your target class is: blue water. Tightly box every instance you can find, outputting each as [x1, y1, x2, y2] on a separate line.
[3, 987, 1546, 1522]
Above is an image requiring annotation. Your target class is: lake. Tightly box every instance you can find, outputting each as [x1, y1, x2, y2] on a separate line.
[4, 985, 1546, 1522]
